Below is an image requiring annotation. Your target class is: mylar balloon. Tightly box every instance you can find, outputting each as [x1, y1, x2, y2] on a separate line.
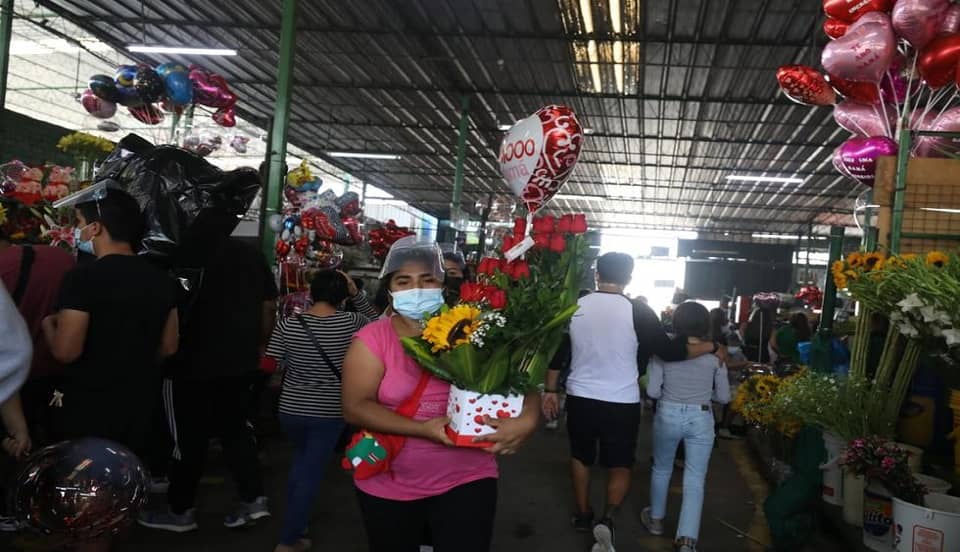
[941, 4, 960, 34]
[776, 65, 837, 106]
[114, 65, 138, 88]
[127, 104, 164, 125]
[97, 121, 120, 132]
[917, 33, 960, 88]
[229, 134, 249, 154]
[134, 66, 165, 103]
[114, 85, 143, 107]
[160, 99, 185, 115]
[822, 0, 895, 24]
[88, 74, 120, 103]
[499, 104, 584, 214]
[11, 438, 149, 541]
[915, 107, 960, 157]
[827, 74, 881, 104]
[164, 71, 193, 106]
[822, 13, 896, 83]
[189, 66, 237, 108]
[824, 18, 849, 38]
[838, 136, 898, 186]
[80, 89, 117, 119]
[212, 106, 236, 127]
[833, 101, 893, 136]
[892, 0, 949, 49]
[155, 62, 187, 79]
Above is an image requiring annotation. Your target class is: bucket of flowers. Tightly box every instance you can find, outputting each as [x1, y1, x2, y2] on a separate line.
[401, 214, 589, 446]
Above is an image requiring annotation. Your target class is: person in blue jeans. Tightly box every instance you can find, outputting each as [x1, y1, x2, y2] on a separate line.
[642, 302, 730, 552]
[263, 270, 377, 552]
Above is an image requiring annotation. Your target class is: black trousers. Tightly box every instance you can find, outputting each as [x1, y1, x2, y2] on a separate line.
[166, 377, 264, 513]
[356, 478, 498, 552]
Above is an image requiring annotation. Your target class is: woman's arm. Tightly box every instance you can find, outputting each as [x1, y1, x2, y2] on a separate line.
[342, 339, 451, 445]
[0, 393, 30, 458]
[475, 392, 541, 455]
[646, 358, 664, 399]
[714, 364, 731, 404]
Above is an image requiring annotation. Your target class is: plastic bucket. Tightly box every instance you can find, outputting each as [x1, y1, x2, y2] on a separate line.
[821, 431, 845, 505]
[915, 474, 952, 497]
[893, 493, 960, 552]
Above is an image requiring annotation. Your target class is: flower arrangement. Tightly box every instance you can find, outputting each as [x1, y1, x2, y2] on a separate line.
[56, 132, 114, 160]
[840, 436, 926, 505]
[732, 373, 803, 438]
[770, 372, 877, 440]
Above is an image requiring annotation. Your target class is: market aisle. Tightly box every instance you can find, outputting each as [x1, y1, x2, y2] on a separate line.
[6, 415, 839, 551]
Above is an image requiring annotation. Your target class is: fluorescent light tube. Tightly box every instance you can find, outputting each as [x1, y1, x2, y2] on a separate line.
[327, 152, 402, 160]
[726, 175, 806, 184]
[752, 233, 828, 240]
[128, 45, 237, 56]
[921, 208, 960, 214]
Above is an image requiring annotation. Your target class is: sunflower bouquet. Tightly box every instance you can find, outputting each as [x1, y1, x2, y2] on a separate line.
[732, 372, 803, 438]
[402, 214, 589, 445]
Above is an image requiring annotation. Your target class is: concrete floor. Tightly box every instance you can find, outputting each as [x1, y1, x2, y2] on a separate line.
[6, 414, 848, 551]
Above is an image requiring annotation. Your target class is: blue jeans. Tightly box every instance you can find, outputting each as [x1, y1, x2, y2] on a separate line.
[278, 413, 345, 545]
[650, 401, 716, 541]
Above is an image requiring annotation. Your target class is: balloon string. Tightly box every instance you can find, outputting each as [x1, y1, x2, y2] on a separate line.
[928, 88, 960, 130]
[886, 71, 901, 133]
[876, 84, 893, 139]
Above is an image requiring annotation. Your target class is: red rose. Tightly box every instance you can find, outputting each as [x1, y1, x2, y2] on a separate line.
[556, 214, 574, 233]
[533, 233, 551, 249]
[502, 234, 516, 252]
[477, 257, 498, 275]
[460, 282, 485, 303]
[511, 260, 531, 279]
[570, 214, 588, 234]
[487, 288, 507, 310]
[549, 233, 567, 253]
[513, 217, 527, 237]
[533, 215, 555, 234]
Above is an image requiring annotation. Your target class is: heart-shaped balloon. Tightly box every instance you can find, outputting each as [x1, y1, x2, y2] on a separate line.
[212, 106, 236, 127]
[134, 66, 166, 103]
[822, 13, 896, 83]
[832, 146, 856, 179]
[114, 65, 138, 88]
[914, 107, 960, 157]
[88, 74, 120, 103]
[500, 104, 584, 214]
[164, 71, 194, 106]
[824, 18, 849, 38]
[80, 89, 117, 119]
[838, 136, 898, 186]
[776, 65, 837, 106]
[314, 206, 352, 244]
[827, 73, 881, 103]
[127, 104, 164, 125]
[823, 0, 895, 23]
[229, 135, 249, 154]
[892, 0, 949, 49]
[917, 33, 960, 88]
[833, 101, 894, 136]
[189, 66, 237, 108]
[941, 4, 960, 34]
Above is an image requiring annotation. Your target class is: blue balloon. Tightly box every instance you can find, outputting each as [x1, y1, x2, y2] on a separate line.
[114, 85, 143, 107]
[115, 65, 138, 87]
[88, 74, 119, 103]
[155, 62, 187, 79]
[164, 71, 194, 105]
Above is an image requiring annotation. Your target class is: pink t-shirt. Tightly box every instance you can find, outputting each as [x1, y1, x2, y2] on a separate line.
[354, 317, 498, 501]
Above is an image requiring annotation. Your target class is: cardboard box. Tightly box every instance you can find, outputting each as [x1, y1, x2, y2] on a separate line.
[445, 385, 524, 448]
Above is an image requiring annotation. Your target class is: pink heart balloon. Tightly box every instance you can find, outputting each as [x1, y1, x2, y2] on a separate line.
[188, 66, 237, 109]
[212, 106, 236, 127]
[939, 4, 960, 34]
[822, 13, 896, 83]
[833, 146, 856, 179]
[834, 101, 894, 136]
[838, 136, 898, 186]
[915, 107, 960, 157]
[892, 0, 949, 49]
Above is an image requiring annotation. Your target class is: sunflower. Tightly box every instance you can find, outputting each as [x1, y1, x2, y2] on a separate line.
[831, 260, 846, 276]
[833, 270, 848, 289]
[902, 254, 918, 262]
[422, 305, 482, 353]
[847, 252, 865, 268]
[926, 251, 949, 268]
[886, 256, 906, 270]
[862, 252, 886, 272]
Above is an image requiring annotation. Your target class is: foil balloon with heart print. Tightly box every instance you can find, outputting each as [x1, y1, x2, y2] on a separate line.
[834, 101, 895, 136]
[822, 12, 897, 83]
[776, 65, 837, 105]
[499, 104, 584, 214]
[838, 136, 898, 186]
[822, 0, 895, 23]
[914, 107, 960, 157]
[824, 18, 849, 38]
[827, 73, 882, 104]
[892, 0, 950, 49]
[80, 89, 117, 119]
[917, 33, 960, 88]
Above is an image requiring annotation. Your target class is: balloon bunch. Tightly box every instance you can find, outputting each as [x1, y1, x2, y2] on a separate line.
[83, 63, 238, 127]
[795, 285, 825, 308]
[753, 292, 783, 311]
[776, 0, 960, 187]
[368, 219, 416, 260]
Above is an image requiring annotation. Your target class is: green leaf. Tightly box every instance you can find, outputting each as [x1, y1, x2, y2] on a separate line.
[542, 303, 580, 332]
[475, 345, 512, 394]
[400, 337, 458, 383]
[438, 344, 489, 387]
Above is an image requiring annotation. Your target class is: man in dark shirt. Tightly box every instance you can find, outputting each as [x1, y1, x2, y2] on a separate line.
[139, 237, 279, 533]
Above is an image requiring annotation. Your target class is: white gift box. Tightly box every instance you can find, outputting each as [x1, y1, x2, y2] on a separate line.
[445, 385, 525, 447]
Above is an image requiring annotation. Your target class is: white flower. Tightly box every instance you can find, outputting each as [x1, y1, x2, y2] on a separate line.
[890, 311, 903, 323]
[943, 328, 960, 347]
[898, 293, 924, 312]
[932, 325, 944, 337]
[920, 305, 941, 323]
[898, 322, 920, 338]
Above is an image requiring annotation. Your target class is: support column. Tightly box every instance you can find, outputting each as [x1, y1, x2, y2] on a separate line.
[0, 0, 14, 111]
[261, 0, 298, 262]
[819, 226, 845, 335]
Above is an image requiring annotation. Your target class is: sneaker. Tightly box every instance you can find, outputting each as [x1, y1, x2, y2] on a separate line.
[675, 537, 697, 551]
[224, 496, 271, 528]
[717, 428, 742, 440]
[593, 518, 616, 552]
[138, 508, 198, 533]
[149, 476, 170, 494]
[571, 511, 594, 533]
[640, 507, 664, 536]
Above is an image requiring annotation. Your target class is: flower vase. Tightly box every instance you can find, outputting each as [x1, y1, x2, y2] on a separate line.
[843, 471, 865, 527]
[862, 480, 894, 551]
[74, 156, 93, 186]
[445, 385, 524, 448]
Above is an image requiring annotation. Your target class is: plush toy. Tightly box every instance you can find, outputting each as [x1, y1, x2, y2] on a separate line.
[12, 167, 43, 206]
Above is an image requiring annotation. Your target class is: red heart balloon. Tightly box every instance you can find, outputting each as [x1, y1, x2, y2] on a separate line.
[212, 107, 236, 127]
[823, 0, 894, 24]
[827, 74, 881, 104]
[275, 240, 291, 257]
[824, 18, 849, 38]
[776, 65, 837, 106]
[918, 33, 960, 88]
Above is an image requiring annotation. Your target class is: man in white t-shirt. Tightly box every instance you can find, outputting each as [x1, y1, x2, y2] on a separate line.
[543, 253, 717, 552]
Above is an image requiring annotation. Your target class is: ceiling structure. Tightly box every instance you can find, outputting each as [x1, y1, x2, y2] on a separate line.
[31, 0, 856, 237]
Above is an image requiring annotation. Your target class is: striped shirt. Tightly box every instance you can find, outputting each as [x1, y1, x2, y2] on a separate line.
[265, 294, 377, 418]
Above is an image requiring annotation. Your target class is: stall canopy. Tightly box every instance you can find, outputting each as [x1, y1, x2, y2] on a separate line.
[30, 0, 850, 236]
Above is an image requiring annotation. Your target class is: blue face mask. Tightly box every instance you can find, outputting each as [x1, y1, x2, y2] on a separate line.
[74, 224, 95, 256]
[391, 288, 444, 321]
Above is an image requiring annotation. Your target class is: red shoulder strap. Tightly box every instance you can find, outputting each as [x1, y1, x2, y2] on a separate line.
[396, 371, 432, 418]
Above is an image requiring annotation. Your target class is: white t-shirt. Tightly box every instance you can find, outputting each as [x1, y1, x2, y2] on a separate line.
[565, 293, 640, 404]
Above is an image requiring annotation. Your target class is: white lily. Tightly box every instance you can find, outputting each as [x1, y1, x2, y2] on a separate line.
[890, 311, 903, 323]
[898, 293, 924, 311]
[944, 328, 960, 347]
[898, 322, 920, 338]
[921, 305, 939, 323]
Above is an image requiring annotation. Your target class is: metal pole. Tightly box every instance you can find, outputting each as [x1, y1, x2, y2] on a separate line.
[863, 189, 878, 252]
[451, 95, 471, 224]
[890, 127, 912, 254]
[261, 0, 298, 262]
[477, 193, 494, 257]
[819, 226, 845, 335]
[0, 0, 14, 111]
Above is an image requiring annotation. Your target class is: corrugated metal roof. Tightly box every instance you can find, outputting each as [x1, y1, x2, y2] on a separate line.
[34, 0, 854, 235]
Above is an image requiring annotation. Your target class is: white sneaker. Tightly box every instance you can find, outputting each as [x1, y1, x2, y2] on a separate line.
[640, 507, 664, 536]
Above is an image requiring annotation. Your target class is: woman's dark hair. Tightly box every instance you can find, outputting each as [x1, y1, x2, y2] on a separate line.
[672, 301, 710, 339]
[77, 188, 144, 247]
[709, 308, 727, 342]
[790, 312, 811, 342]
[310, 270, 349, 305]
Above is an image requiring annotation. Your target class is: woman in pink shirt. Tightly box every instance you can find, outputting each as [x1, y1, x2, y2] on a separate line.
[342, 237, 540, 552]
